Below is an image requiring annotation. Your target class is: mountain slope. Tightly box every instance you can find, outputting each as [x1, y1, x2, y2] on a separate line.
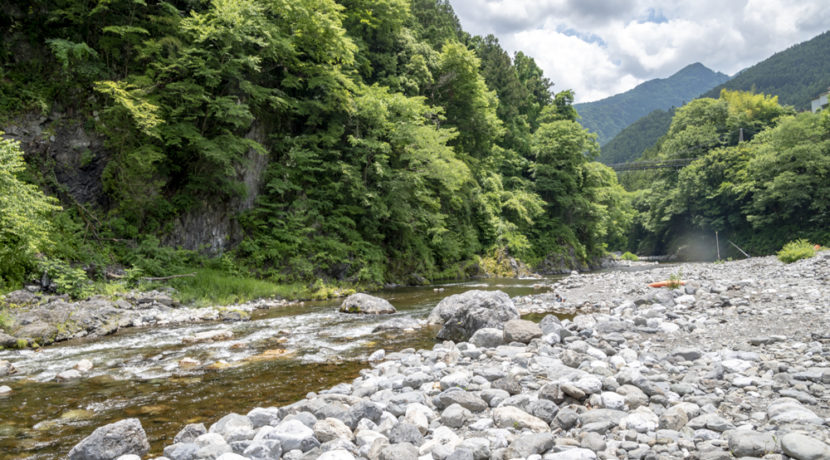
[701, 30, 830, 110]
[575, 63, 729, 145]
[599, 108, 674, 164]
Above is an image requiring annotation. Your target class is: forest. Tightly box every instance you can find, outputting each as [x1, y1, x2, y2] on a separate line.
[1, 1, 827, 301]
[0, 0, 632, 296]
[622, 89, 830, 258]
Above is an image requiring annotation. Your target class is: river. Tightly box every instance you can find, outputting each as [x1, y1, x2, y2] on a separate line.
[0, 277, 563, 459]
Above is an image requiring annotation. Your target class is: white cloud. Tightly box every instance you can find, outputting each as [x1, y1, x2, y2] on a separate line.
[449, 0, 829, 102]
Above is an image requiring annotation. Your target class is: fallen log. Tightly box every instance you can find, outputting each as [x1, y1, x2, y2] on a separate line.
[141, 273, 196, 282]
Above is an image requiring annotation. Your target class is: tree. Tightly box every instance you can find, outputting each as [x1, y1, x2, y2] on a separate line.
[0, 135, 62, 286]
[430, 42, 503, 159]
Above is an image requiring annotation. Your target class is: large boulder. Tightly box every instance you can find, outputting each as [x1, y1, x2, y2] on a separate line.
[427, 290, 519, 342]
[67, 418, 150, 460]
[339, 294, 396, 314]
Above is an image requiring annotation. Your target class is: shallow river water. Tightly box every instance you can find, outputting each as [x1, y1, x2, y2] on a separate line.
[0, 277, 561, 459]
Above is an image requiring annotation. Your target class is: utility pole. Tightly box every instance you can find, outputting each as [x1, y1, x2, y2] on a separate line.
[739, 128, 744, 143]
[715, 231, 720, 260]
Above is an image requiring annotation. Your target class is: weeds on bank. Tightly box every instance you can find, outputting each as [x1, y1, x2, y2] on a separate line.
[777, 239, 817, 263]
[620, 251, 639, 261]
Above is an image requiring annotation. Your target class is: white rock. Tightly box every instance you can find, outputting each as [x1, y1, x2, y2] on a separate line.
[74, 359, 94, 373]
[56, 369, 82, 381]
[600, 392, 625, 410]
[493, 406, 550, 432]
[318, 449, 357, 460]
[405, 403, 434, 434]
[620, 407, 658, 433]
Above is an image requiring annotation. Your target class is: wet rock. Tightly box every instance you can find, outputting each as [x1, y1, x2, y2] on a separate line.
[182, 329, 234, 344]
[174, 423, 207, 444]
[74, 359, 94, 373]
[68, 418, 150, 460]
[56, 369, 82, 381]
[428, 290, 519, 342]
[179, 357, 201, 369]
[0, 360, 17, 377]
[372, 318, 420, 332]
[339, 294, 396, 315]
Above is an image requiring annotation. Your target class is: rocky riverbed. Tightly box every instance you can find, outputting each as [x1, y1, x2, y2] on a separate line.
[0, 288, 294, 349]
[64, 253, 830, 459]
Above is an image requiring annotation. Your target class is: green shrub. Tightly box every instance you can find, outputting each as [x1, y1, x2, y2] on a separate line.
[777, 239, 816, 263]
[39, 259, 94, 299]
[0, 134, 62, 286]
[621, 251, 639, 261]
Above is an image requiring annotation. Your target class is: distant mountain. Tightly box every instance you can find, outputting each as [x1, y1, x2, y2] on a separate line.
[575, 63, 729, 146]
[701, 30, 830, 110]
[599, 108, 674, 164]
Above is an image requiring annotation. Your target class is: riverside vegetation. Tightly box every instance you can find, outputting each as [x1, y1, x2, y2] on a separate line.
[0, 0, 633, 301]
[1, 1, 828, 305]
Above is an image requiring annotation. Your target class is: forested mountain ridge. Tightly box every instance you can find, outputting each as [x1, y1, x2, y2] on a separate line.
[599, 108, 674, 165]
[575, 63, 729, 146]
[0, 0, 633, 293]
[602, 29, 830, 168]
[701, 30, 830, 110]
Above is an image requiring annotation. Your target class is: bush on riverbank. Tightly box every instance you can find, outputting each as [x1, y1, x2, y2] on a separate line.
[777, 239, 817, 263]
[621, 251, 639, 261]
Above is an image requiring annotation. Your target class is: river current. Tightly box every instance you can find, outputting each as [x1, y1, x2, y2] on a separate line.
[0, 277, 561, 459]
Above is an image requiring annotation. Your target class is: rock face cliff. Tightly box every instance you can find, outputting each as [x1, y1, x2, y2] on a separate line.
[4, 113, 269, 254]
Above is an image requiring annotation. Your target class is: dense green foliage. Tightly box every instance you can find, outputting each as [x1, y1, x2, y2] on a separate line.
[0, 0, 634, 294]
[625, 90, 829, 257]
[702, 31, 830, 111]
[576, 63, 728, 146]
[0, 135, 61, 288]
[600, 109, 674, 164]
[776, 239, 817, 264]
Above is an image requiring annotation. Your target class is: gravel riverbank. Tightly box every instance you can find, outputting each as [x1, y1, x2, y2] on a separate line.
[66, 253, 830, 460]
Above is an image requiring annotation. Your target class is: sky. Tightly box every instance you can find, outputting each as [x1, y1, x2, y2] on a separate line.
[448, 0, 830, 103]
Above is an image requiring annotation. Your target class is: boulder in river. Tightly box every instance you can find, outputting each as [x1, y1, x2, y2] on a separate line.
[67, 418, 150, 460]
[339, 293, 396, 314]
[427, 290, 518, 342]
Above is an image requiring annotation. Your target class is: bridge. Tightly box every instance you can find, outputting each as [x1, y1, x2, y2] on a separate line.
[608, 158, 694, 172]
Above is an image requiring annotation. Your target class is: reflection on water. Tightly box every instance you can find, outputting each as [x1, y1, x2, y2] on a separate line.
[0, 277, 560, 458]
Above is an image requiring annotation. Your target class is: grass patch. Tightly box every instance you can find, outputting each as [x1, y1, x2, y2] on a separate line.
[620, 251, 639, 261]
[160, 269, 308, 306]
[777, 239, 817, 263]
[0, 309, 13, 332]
